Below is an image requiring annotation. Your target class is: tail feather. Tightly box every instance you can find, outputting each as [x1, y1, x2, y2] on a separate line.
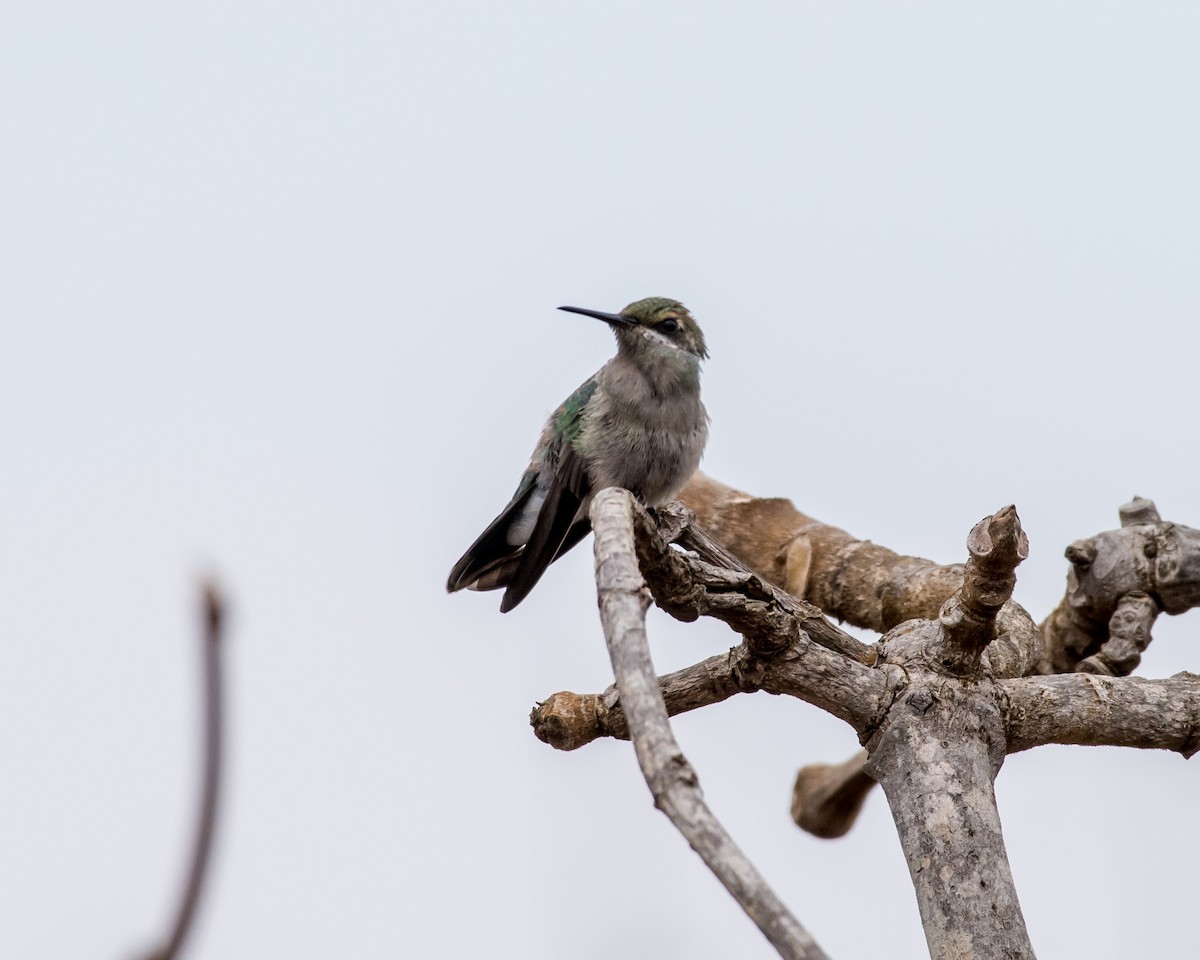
[500, 452, 588, 612]
[462, 554, 521, 592]
[461, 518, 593, 594]
[446, 485, 535, 593]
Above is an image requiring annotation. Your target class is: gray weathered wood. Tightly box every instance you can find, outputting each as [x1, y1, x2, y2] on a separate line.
[1003, 672, 1200, 756]
[531, 510, 889, 750]
[1039, 496, 1200, 674]
[591, 488, 830, 960]
[866, 672, 1035, 960]
[865, 506, 1036, 960]
[532, 482, 1200, 960]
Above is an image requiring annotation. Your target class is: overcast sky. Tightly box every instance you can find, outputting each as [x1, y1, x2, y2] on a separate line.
[3, 3, 1199, 958]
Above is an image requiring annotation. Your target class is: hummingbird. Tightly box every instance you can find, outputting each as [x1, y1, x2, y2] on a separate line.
[446, 297, 709, 612]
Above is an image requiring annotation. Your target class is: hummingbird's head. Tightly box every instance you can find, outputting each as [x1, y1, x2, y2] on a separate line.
[558, 297, 708, 361]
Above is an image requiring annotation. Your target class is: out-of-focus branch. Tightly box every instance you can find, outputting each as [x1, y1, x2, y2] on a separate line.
[589, 488, 830, 960]
[142, 584, 226, 960]
[1002, 672, 1200, 756]
[790, 752, 874, 839]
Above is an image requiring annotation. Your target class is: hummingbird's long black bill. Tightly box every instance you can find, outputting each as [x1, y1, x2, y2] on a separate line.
[558, 305, 635, 328]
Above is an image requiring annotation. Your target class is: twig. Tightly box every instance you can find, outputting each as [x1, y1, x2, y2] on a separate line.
[142, 583, 226, 960]
[531, 652, 744, 750]
[591, 488, 830, 960]
[930, 506, 1026, 675]
[532, 626, 887, 752]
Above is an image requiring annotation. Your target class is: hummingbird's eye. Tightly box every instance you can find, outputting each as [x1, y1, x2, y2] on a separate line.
[660, 318, 680, 333]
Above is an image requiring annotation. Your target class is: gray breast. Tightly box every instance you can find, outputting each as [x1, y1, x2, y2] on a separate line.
[579, 375, 708, 506]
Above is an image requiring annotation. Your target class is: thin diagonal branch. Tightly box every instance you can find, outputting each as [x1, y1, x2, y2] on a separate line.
[143, 583, 226, 960]
[591, 488, 829, 960]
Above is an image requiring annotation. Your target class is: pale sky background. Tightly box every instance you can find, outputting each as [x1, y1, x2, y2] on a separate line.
[3, 3, 1199, 958]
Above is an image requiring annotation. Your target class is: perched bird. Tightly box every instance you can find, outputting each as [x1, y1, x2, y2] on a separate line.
[447, 297, 709, 612]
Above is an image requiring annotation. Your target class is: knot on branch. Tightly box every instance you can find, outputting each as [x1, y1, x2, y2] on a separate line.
[530, 692, 610, 751]
[1041, 496, 1200, 674]
[728, 647, 769, 693]
[649, 752, 701, 802]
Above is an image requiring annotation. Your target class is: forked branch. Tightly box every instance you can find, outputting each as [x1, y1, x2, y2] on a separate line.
[590, 488, 829, 960]
[534, 482, 1200, 960]
[532, 501, 887, 750]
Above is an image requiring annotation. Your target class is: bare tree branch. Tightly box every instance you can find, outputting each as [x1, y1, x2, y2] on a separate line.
[1076, 592, 1158, 677]
[789, 752, 874, 840]
[1039, 496, 1200, 674]
[590, 488, 830, 960]
[532, 651, 742, 750]
[865, 509, 1037, 960]
[678, 475, 1200, 679]
[142, 584, 226, 960]
[681, 477, 1200, 842]
[930, 505, 1027, 675]
[532, 474, 1200, 959]
[532, 625, 890, 751]
[635, 501, 873, 665]
[1002, 672, 1200, 756]
[680, 472, 971, 633]
[866, 675, 1035, 960]
[532, 502, 890, 751]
